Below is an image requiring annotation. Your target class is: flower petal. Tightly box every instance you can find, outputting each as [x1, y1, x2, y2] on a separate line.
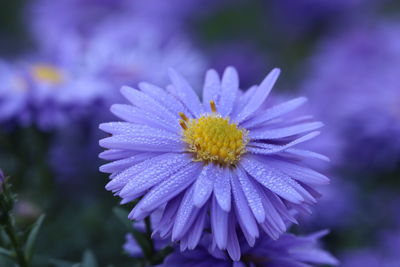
[130, 162, 202, 220]
[99, 134, 183, 152]
[265, 158, 330, 185]
[193, 165, 216, 208]
[248, 131, 321, 154]
[240, 156, 304, 203]
[99, 122, 179, 138]
[242, 97, 307, 129]
[98, 149, 138, 160]
[110, 104, 179, 133]
[139, 82, 189, 116]
[235, 167, 265, 223]
[172, 185, 200, 241]
[235, 68, 280, 123]
[120, 86, 178, 123]
[168, 68, 203, 117]
[211, 195, 229, 250]
[119, 153, 191, 198]
[105, 153, 181, 192]
[187, 205, 208, 249]
[218, 66, 239, 116]
[202, 69, 221, 111]
[226, 214, 241, 261]
[249, 122, 323, 140]
[100, 152, 159, 173]
[213, 167, 231, 212]
[230, 171, 259, 246]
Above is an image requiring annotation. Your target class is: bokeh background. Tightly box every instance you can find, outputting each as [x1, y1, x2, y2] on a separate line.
[1, 0, 400, 266]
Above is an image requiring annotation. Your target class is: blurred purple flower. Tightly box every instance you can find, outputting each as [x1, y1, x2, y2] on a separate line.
[0, 54, 109, 130]
[341, 230, 400, 267]
[300, 177, 359, 229]
[302, 20, 400, 170]
[160, 231, 338, 266]
[270, 0, 374, 37]
[99, 67, 329, 257]
[0, 61, 31, 126]
[85, 14, 207, 94]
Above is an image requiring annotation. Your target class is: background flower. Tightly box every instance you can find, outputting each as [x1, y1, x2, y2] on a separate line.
[160, 231, 338, 266]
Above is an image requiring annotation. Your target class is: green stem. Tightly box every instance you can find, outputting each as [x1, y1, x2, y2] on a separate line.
[144, 217, 154, 254]
[4, 215, 28, 267]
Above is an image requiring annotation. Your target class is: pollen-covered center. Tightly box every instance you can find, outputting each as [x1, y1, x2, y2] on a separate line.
[179, 101, 248, 166]
[31, 64, 64, 85]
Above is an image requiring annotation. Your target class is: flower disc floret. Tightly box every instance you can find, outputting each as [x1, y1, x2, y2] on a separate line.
[181, 112, 248, 166]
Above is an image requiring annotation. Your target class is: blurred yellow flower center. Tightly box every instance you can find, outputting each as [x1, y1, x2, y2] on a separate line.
[180, 101, 248, 166]
[32, 64, 64, 85]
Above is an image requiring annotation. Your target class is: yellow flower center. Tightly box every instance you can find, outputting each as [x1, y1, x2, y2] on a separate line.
[180, 101, 248, 166]
[31, 64, 64, 85]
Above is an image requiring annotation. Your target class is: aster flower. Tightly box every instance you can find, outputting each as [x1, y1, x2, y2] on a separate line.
[85, 14, 206, 93]
[99, 67, 329, 256]
[302, 20, 400, 170]
[0, 53, 109, 130]
[160, 231, 338, 266]
[0, 60, 30, 126]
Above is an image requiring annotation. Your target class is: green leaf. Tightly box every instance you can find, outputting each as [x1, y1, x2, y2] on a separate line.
[48, 258, 77, 267]
[0, 247, 13, 259]
[81, 250, 98, 267]
[112, 207, 132, 230]
[24, 214, 45, 262]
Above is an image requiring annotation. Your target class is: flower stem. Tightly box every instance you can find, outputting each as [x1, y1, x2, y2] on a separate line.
[4, 212, 28, 267]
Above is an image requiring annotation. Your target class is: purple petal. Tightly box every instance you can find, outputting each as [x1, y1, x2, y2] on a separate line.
[99, 134, 183, 152]
[119, 153, 191, 198]
[100, 152, 159, 173]
[110, 104, 179, 133]
[120, 86, 179, 123]
[105, 153, 175, 191]
[235, 167, 265, 223]
[218, 66, 239, 116]
[193, 165, 216, 208]
[187, 205, 208, 249]
[266, 158, 329, 185]
[211, 196, 229, 249]
[168, 68, 203, 117]
[248, 131, 320, 154]
[241, 156, 304, 203]
[249, 122, 323, 140]
[98, 149, 138, 160]
[230, 172, 259, 246]
[213, 167, 232, 212]
[235, 68, 280, 123]
[226, 214, 241, 261]
[172, 185, 200, 241]
[99, 122, 179, 138]
[138, 82, 189, 116]
[130, 162, 202, 220]
[241, 97, 307, 129]
[202, 69, 221, 111]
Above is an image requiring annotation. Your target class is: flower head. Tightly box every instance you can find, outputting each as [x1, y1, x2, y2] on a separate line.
[302, 20, 400, 170]
[99, 67, 329, 256]
[160, 231, 338, 266]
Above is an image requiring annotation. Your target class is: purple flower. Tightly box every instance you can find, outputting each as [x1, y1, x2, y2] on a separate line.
[85, 14, 207, 94]
[341, 231, 400, 267]
[99, 67, 329, 257]
[160, 231, 338, 266]
[0, 53, 109, 130]
[0, 61, 31, 126]
[302, 20, 400, 170]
